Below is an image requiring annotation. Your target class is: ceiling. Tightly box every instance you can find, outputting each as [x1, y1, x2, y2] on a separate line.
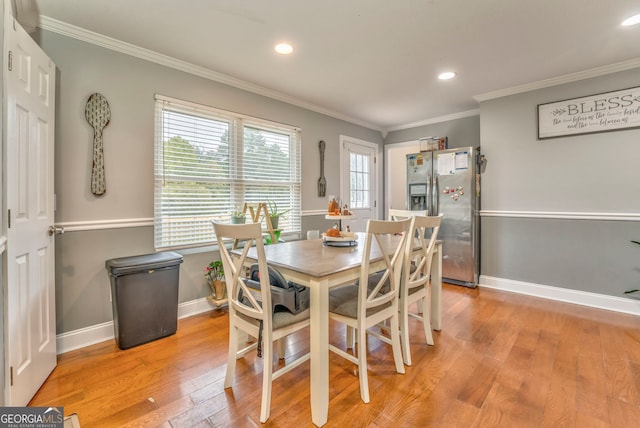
[27, 0, 640, 132]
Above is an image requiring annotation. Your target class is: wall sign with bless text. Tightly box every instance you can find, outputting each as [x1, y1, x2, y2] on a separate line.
[537, 86, 640, 139]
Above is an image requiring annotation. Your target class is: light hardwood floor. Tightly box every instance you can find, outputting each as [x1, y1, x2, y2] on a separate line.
[30, 284, 640, 427]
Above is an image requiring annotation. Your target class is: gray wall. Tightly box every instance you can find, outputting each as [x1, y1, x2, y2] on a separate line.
[385, 71, 640, 300]
[34, 29, 382, 334]
[480, 67, 640, 297]
[384, 114, 480, 148]
[482, 216, 639, 292]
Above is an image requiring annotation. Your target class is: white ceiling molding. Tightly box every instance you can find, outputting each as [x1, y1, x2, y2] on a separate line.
[386, 109, 480, 133]
[37, 15, 383, 133]
[473, 58, 640, 103]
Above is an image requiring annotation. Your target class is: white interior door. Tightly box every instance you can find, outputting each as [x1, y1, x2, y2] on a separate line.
[340, 136, 377, 232]
[5, 15, 57, 405]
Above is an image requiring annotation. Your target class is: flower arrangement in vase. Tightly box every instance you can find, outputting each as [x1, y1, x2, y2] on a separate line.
[205, 260, 226, 299]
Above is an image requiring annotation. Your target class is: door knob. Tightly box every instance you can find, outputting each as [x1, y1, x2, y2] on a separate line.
[48, 225, 65, 236]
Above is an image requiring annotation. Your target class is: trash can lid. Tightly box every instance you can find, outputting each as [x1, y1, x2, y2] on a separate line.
[105, 251, 183, 274]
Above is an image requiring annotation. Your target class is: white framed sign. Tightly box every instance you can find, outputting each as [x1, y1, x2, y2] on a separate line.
[537, 86, 640, 139]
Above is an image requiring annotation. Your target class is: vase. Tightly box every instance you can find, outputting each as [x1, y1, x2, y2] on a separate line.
[213, 280, 226, 299]
[215, 280, 226, 299]
[208, 279, 227, 300]
[270, 216, 279, 229]
[231, 216, 245, 224]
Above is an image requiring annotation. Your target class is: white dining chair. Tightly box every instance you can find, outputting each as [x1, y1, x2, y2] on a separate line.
[345, 208, 425, 345]
[214, 222, 310, 423]
[328, 218, 411, 403]
[399, 214, 442, 366]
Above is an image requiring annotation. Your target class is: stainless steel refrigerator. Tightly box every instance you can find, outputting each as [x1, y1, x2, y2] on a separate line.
[406, 147, 480, 287]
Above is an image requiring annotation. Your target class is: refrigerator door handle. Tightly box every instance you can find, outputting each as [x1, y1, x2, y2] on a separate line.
[433, 174, 439, 215]
[426, 174, 432, 214]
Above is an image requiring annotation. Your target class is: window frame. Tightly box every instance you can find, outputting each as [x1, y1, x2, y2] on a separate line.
[154, 94, 302, 250]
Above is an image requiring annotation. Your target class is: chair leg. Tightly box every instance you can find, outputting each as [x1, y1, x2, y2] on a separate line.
[346, 326, 355, 349]
[421, 296, 434, 346]
[356, 326, 370, 403]
[236, 329, 253, 358]
[276, 338, 285, 359]
[260, 333, 274, 423]
[356, 327, 369, 403]
[224, 325, 238, 388]
[389, 313, 406, 375]
[399, 302, 412, 366]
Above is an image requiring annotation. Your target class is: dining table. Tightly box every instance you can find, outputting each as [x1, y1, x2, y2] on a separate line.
[233, 232, 442, 427]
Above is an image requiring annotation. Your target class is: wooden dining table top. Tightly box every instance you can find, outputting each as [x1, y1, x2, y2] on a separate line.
[238, 232, 394, 277]
[236, 232, 439, 285]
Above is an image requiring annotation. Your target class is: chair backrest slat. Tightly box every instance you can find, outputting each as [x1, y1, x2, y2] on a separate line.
[388, 208, 427, 221]
[213, 222, 273, 330]
[360, 219, 412, 314]
[404, 214, 442, 293]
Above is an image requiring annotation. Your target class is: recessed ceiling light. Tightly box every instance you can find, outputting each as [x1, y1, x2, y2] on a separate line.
[621, 13, 640, 26]
[274, 43, 294, 55]
[438, 71, 456, 80]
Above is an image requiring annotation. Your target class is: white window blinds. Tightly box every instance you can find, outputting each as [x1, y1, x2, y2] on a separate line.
[154, 95, 301, 250]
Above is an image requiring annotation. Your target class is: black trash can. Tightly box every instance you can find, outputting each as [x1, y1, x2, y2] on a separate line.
[105, 251, 183, 349]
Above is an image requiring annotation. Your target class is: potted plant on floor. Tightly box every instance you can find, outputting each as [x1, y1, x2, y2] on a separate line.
[205, 260, 226, 300]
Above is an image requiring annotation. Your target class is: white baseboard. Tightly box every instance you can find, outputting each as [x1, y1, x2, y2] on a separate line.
[479, 275, 640, 316]
[56, 297, 218, 354]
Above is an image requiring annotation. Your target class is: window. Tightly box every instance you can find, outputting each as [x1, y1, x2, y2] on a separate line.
[154, 95, 301, 250]
[349, 151, 371, 209]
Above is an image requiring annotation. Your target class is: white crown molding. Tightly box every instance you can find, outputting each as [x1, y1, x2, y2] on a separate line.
[479, 275, 640, 316]
[473, 58, 640, 102]
[386, 109, 480, 133]
[37, 15, 383, 133]
[480, 210, 640, 221]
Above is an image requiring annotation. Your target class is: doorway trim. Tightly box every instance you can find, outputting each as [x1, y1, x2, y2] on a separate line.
[339, 135, 381, 221]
